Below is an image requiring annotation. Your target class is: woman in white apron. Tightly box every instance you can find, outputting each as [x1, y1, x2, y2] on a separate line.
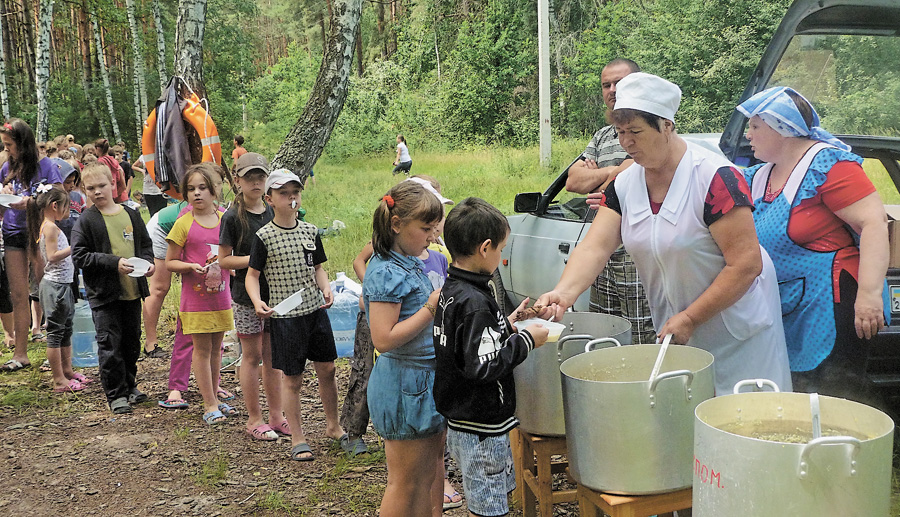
[537, 73, 791, 395]
[736, 87, 889, 405]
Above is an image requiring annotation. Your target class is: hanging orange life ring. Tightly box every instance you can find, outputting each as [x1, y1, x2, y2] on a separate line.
[140, 93, 223, 200]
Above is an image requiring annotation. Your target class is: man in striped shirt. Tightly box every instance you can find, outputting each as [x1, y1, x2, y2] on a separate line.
[565, 58, 657, 345]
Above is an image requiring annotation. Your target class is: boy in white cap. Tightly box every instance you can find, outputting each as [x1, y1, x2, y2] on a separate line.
[245, 169, 348, 460]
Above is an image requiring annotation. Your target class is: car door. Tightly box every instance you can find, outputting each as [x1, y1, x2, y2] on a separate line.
[502, 170, 595, 311]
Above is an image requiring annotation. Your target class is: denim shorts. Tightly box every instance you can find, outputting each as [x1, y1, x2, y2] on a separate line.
[447, 429, 516, 517]
[366, 354, 445, 440]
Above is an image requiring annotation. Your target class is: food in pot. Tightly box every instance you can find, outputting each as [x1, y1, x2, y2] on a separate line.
[718, 420, 867, 443]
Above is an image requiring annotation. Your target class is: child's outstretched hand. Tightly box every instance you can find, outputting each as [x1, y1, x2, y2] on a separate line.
[525, 324, 549, 348]
[508, 298, 533, 324]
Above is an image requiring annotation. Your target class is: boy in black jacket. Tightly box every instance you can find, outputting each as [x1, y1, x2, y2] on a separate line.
[433, 197, 548, 517]
[72, 164, 155, 414]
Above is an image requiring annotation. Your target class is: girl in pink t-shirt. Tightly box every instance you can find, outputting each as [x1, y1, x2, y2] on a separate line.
[166, 163, 235, 425]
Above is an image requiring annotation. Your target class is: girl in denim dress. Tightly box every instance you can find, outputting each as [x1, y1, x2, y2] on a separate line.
[364, 181, 446, 516]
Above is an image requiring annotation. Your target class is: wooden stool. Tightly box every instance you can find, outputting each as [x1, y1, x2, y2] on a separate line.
[577, 483, 692, 517]
[510, 428, 577, 517]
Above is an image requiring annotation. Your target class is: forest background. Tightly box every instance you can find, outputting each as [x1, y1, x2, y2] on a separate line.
[10, 0, 795, 161]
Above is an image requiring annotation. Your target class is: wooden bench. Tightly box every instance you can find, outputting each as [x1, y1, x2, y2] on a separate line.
[576, 483, 692, 517]
[510, 428, 577, 517]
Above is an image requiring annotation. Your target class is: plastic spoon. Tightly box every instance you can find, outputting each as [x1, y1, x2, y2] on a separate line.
[648, 333, 673, 383]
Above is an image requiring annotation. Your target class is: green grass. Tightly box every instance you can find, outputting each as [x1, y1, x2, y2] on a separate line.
[864, 158, 900, 205]
[307, 139, 584, 280]
[193, 450, 230, 487]
[257, 490, 296, 513]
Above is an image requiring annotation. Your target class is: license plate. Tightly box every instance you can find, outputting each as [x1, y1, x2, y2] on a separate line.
[892, 286, 900, 313]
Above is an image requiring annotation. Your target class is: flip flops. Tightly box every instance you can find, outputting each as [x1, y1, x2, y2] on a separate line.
[271, 420, 291, 436]
[40, 360, 52, 372]
[246, 424, 278, 441]
[70, 372, 94, 384]
[218, 403, 238, 416]
[202, 410, 227, 425]
[1, 359, 31, 372]
[216, 388, 235, 401]
[290, 442, 315, 461]
[158, 398, 189, 409]
[52, 380, 84, 393]
[443, 491, 463, 510]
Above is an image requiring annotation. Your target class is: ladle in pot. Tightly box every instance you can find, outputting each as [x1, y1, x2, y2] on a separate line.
[648, 334, 673, 383]
[810, 392, 822, 440]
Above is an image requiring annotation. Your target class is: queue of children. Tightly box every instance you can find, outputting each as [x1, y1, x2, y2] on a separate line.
[3, 120, 550, 516]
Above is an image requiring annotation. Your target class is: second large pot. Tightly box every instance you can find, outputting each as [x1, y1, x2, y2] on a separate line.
[514, 312, 631, 436]
[560, 344, 715, 494]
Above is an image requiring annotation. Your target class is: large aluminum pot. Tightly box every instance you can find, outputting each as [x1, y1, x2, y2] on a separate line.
[560, 344, 715, 494]
[693, 380, 895, 516]
[514, 312, 631, 436]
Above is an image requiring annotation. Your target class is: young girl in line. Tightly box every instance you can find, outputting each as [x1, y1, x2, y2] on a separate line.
[219, 154, 287, 440]
[156, 165, 233, 407]
[165, 163, 235, 425]
[27, 184, 91, 392]
[364, 181, 445, 516]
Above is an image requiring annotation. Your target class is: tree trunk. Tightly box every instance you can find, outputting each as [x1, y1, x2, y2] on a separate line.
[153, 0, 167, 93]
[174, 0, 207, 100]
[355, 21, 363, 77]
[271, 0, 362, 175]
[175, 0, 208, 164]
[35, 0, 54, 141]
[125, 0, 148, 117]
[92, 15, 121, 143]
[131, 60, 142, 144]
[0, 0, 10, 120]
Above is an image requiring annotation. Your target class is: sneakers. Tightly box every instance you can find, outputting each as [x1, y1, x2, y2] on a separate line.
[143, 346, 168, 359]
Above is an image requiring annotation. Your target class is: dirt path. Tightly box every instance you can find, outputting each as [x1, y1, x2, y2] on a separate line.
[1, 356, 531, 516]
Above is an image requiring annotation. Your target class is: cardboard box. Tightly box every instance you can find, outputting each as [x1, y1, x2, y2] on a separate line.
[885, 205, 900, 269]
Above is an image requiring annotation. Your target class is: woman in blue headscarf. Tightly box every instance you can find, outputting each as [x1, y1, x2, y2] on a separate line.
[736, 87, 889, 403]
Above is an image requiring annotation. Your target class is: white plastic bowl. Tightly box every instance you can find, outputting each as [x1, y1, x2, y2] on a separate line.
[514, 318, 566, 343]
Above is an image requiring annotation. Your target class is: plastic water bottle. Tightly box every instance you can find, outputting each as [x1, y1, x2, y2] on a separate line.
[71, 300, 99, 367]
[328, 273, 359, 358]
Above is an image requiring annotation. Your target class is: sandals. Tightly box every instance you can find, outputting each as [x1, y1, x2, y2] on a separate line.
[289, 442, 315, 461]
[443, 491, 463, 510]
[158, 398, 189, 409]
[218, 403, 238, 416]
[52, 380, 84, 393]
[216, 388, 235, 401]
[143, 346, 168, 359]
[271, 420, 291, 436]
[246, 424, 277, 441]
[1, 359, 31, 372]
[31, 332, 45, 342]
[128, 388, 148, 404]
[70, 372, 94, 384]
[335, 434, 354, 454]
[202, 410, 227, 425]
[40, 360, 52, 372]
[346, 436, 368, 457]
[110, 397, 132, 414]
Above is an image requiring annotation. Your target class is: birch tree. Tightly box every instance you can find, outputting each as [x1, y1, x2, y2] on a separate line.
[125, 0, 149, 117]
[272, 0, 362, 175]
[153, 0, 167, 93]
[174, 0, 207, 99]
[92, 15, 121, 143]
[0, 4, 10, 120]
[35, 0, 54, 141]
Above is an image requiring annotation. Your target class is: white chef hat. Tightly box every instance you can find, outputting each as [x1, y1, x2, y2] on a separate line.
[613, 72, 682, 121]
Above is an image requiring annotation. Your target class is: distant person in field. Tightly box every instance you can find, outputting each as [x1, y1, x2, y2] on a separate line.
[565, 58, 656, 345]
[392, 135, 412, 177]
[232, 135, 248, 165]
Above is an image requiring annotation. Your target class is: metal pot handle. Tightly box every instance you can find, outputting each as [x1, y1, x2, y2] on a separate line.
[798, 436, 862, 479]
[583, 337, 621, 353]
[732, 379, 781, 394]
[556, 334, 595, 363]
[648, 369, 694, 407]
